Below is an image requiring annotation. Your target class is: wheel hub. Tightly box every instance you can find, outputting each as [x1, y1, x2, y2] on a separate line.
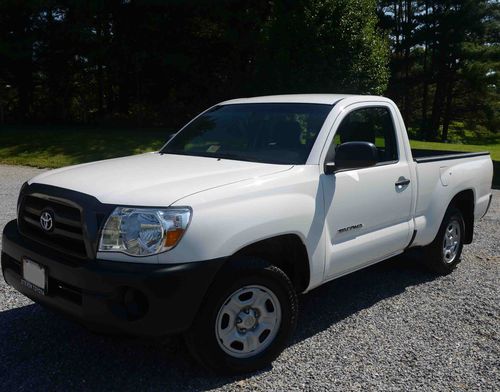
[236, 309, 258, 331]
[443, 219, 461, 264]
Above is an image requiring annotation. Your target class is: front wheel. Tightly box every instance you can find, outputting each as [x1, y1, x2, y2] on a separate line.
[424, 207, 465, 274]
[184, 257, 298, 374]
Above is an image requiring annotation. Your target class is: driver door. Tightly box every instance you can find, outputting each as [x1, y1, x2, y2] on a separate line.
[321, 104, 413, 279]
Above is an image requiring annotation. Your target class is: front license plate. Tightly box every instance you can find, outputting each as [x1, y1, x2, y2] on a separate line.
[21, 258, 47, 295]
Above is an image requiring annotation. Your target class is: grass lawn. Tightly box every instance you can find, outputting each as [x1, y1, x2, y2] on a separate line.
[409, 139, 500, 161]
[410, 139, 499, 188]
[0, 127, 498, 187]
[0, 127, 169, 168]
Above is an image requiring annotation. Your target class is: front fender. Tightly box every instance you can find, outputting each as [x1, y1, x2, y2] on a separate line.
[161, 166, 326, 289]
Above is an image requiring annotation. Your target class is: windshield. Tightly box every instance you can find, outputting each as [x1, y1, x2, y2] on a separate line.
[161, 103, 333, 164]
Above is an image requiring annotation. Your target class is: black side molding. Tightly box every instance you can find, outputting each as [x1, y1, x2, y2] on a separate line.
[405, 229, 417, 250]
[413, 151, 490, 164]
[482, 194, 493, 219]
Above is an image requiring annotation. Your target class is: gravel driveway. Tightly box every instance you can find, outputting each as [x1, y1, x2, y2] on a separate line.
[1, 164, 498, 391]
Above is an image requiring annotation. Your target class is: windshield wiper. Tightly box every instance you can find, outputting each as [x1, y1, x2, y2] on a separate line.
[159, 150, 255, 162]
[209, 153, 258, 162]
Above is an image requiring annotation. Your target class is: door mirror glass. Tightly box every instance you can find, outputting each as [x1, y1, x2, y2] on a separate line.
[327, 141, 379, 172]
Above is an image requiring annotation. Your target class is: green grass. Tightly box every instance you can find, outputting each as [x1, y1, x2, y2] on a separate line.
[409, 139, 500, 161]
[0, 128, 498, 188]
[0, 127, 169, 168]
[409, 139, 499, 189]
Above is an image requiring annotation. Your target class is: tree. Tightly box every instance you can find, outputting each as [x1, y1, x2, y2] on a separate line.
[378, 0, 499, 141]
[255, 0, 389, 95]
[0, 0, 389, 126]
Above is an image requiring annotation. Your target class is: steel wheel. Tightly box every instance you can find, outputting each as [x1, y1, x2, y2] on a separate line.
[442, 219, 461, 264]
[215, 285, 282, 359]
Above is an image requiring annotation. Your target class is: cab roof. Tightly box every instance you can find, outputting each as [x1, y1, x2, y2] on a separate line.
[220, 94, 382, 106]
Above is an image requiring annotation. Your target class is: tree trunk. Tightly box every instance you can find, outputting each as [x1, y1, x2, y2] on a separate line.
[421, 53, 429, 139]
[16, 75, 32, 122]
[442, 69, 455, 142]
[97, 64, 104, 114]
[394, 2, 400, 51]
[429, 15, 449, 141]
[96, 17, 105, 115]
[402, 0, 412, 125]
[420, 0, 429, 140]
[430, 71, 446, 141]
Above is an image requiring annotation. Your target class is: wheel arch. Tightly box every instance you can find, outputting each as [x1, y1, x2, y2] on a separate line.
[448, 189, 475, 244]
[226, 234, 311, 294]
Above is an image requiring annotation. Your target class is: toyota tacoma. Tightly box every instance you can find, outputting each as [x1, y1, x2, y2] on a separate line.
[1, 94, 494, 373]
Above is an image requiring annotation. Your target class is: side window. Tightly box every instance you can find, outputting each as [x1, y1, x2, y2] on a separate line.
[333, 107, 398, 163]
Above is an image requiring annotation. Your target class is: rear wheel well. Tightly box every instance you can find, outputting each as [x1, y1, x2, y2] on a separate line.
[231, 234, 310, 293]
[449, 189, 475, 244]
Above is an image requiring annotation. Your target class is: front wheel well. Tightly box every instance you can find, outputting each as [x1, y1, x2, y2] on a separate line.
[230, 234, 310, 293]
[449, 189, 475, 244]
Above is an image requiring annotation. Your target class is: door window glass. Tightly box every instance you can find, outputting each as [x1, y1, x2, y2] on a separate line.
[333, 107, 398, 163]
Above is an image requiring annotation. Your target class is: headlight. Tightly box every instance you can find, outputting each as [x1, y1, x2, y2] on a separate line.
[99, 207, 191, 256]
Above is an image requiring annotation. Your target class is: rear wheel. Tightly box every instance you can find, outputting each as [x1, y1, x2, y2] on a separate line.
[424, 207, 465, 274]
[184, 257, 298, 374]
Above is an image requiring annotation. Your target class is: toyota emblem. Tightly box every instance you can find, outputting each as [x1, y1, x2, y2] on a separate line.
[40, 210, 54, 232]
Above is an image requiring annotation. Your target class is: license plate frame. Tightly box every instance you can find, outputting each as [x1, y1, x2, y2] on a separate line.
[21, 257, 47, 296]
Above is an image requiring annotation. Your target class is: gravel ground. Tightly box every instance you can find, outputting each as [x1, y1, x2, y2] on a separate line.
[0, 164, 498, 391]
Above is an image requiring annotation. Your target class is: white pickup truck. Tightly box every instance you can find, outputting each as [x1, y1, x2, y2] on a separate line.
[2, 94, 493, 373]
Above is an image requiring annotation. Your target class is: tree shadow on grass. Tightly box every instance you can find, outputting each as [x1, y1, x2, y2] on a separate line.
[459, 133, 499, 146]
[0, 129, 169, 167]
[0, 251, 436, 391]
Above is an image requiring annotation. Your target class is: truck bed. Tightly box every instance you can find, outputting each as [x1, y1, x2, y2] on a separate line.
[410, 148, 493, 248]
[411, 149, 490, 163]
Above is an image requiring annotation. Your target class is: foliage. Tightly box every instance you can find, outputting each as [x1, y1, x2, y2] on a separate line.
[1, 1, 497, 146]
[378, 0, 500, 141]
[0, 0, 388, 127]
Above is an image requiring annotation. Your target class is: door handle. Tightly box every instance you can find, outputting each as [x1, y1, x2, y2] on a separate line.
[395, 177, 411, 188]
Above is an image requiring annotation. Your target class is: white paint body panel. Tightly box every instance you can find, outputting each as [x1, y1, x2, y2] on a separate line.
[318, 99, 414, 281]
[28, 94, 494, 292]
[411, 155, 493, 247]
[29, 152, 292, 206]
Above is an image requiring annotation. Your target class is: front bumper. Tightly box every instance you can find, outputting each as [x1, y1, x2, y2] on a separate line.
[1, 219, 225, 337]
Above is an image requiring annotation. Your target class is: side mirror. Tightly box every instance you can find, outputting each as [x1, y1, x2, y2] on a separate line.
[325, 141, 378, 174]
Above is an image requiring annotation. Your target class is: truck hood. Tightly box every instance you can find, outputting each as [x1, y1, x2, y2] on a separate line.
[29, 152, 293, 206]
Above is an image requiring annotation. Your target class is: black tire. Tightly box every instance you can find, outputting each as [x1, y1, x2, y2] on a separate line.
[424, 207, 465, 275]
[184, 257, 298, 374]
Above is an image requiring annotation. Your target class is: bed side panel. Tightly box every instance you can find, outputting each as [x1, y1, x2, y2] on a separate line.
[412, 155, 493, 247]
